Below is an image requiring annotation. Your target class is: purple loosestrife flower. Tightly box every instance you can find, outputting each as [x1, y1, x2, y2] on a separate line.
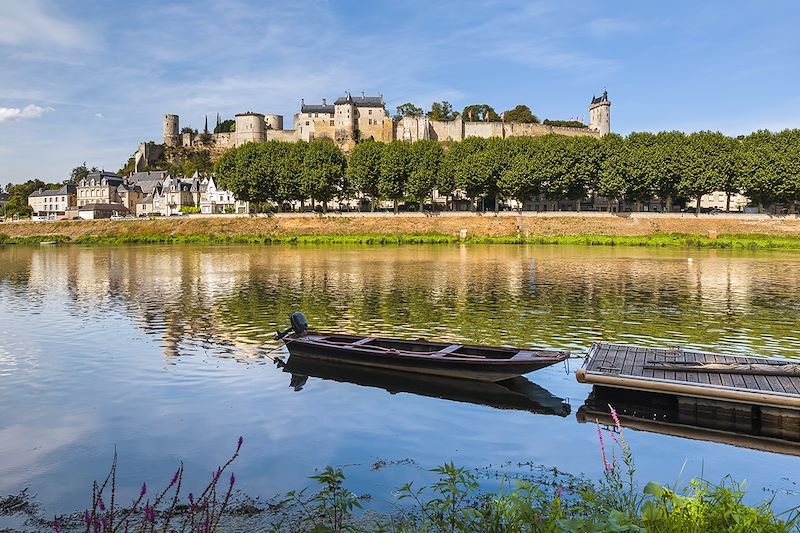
[608, 404, 622, 430]
[53, 518, 62, 533]
[98, 498, 105, 512]
[596, 422, 610, 471]
[140, 483, 147, 497]
[170, 469, 180, 487]
[230, 472, 236, 487]
[556, 486, 563, 499]
[85, 511, 92, 526]
[608, 404, 628, 448]
[237, 435, 243, 452]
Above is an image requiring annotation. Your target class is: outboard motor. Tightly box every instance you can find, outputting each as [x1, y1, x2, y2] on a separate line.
[275, 312, 309, 340]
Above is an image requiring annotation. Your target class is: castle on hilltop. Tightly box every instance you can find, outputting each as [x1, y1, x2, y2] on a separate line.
[136, 92, 610, 171]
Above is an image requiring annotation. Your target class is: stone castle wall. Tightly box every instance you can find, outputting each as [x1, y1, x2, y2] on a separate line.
[161, 93, 608, 158]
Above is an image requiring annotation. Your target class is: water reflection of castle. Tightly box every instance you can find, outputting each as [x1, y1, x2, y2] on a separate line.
[16, 247, 778, 361]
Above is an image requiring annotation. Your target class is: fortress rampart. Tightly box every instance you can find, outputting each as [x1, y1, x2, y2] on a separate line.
[139, 91, 610, 170]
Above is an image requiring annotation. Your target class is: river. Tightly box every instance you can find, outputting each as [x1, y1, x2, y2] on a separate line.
[0, 244, 798, 517]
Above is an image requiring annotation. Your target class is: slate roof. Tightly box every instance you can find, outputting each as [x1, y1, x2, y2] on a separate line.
[591, 91, 610, 105]
[28, 184, 76, 197]
[80, 171, 123, 187]
[301, 104, 335, 114]
[78, 202, 129, 212]
[128, 171, 167, 183]
[334, 92, 384, 107]
[136, 180, 162, 195]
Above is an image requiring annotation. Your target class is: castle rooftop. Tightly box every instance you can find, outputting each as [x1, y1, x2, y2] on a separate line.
[590, 90, 610, 106]
[301, 104, 335, 114]
[334, 92, 384, 107]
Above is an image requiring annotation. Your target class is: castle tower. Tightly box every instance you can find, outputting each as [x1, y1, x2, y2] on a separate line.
[234, 112, 266, 146]
[588, 91, 611, 136]
[334, 92, 356, 144]
[264, 114, 284, 130]
[163, 114, 180, 147]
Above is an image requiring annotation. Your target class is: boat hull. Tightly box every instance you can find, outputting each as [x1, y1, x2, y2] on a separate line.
[283, 334, 568, 382]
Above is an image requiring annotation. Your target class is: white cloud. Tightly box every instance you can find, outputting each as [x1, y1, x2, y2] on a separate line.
[0, 104, 53, 123]
[0, 0, 87, 50]
[95, 112, 104, 119]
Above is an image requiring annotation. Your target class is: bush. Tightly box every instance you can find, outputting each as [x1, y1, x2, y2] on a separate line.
[179, 207, 201, 214]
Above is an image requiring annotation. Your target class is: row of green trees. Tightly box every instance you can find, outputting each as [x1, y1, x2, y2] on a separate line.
[214, 130, 800, 214]
[395, 101, 543, 124]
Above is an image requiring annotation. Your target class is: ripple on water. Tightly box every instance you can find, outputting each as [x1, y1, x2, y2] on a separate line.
[1, 245, 800, 515]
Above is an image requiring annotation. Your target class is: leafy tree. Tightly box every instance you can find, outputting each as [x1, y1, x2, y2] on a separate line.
[4, 179, 49, 217]
[598, 134, 628, 212]
[346, 141, 384, 211]
[438, 137, 485, 209]
[118, 157, 136, 176]
[682, 132, 732, 214]
[214, 147, 251, 203]
[302, 141, 345, 212]
[428, 101, 458, 121]
[395, 103, 424, 117]
[462, 104, 498, 122]
[68, 163, 98, 184]
[552, 136, 601, 211]
[407, 140, 443, 211]
[180, 127, 197, 135]
[276, 141, 307, 210]
[543, 119, 587, 129]
[651, 131, 689, 212]
[379, 141, 412, 213]
[623, 132, 658, 211]
[214, 119, 235, 134]
[502, 105, 540, 124]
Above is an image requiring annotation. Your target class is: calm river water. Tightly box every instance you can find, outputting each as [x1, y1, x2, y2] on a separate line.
[1, 244, 799, 516]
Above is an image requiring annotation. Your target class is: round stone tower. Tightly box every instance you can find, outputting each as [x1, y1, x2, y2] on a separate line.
[163, 114, 180, 147]
[588, 91, 611, 136]
[264, 114, 284, 130]
[234, 112, 266, 146]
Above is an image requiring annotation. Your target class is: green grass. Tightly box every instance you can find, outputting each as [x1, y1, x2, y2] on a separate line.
[4, 231, 800, 250]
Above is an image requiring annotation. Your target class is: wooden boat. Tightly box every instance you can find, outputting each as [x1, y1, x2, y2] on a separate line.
[276, 313, 569, 382]
[283, 356, 571, 416]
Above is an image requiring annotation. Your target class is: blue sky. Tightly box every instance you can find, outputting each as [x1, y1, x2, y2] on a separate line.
[1, 0, 799, 183]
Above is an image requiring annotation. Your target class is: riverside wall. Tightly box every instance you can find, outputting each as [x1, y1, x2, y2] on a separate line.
[4, 213, 800, 240]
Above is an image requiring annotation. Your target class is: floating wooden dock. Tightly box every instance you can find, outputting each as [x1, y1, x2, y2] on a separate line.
[576, 343, 800, 410]
[577, 387, 800, 457]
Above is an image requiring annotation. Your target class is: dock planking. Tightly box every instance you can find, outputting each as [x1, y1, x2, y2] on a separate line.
[577, 343, 800, 410]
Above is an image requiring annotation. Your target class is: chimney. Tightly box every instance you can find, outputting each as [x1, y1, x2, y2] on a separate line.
[301, 98, 305, 107]
[322, 98, 326, 106]
[361, 91, 365, 98]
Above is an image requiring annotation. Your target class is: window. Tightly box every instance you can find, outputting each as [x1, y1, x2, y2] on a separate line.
[330, 120, 334, 126]
[306, 121, 310, 126]
[368, 109, 372, 115]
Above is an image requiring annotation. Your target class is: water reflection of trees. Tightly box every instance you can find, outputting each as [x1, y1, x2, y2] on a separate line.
[1, 246, 799, 360]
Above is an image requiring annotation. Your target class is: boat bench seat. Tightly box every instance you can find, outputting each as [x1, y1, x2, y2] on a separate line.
[352, 338, 375, 346]
[433, 344, 463, 357]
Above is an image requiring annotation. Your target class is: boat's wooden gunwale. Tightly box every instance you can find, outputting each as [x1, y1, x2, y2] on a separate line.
[290, 333, 566, 364]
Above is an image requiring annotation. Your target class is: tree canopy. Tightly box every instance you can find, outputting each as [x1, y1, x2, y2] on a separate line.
[503, 105, 540, 123]
[428, 101, 459, 121]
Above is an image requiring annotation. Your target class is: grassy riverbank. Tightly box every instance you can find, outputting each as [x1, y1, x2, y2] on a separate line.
[4, 214, 800, 249]
[19, 420, 798, 532]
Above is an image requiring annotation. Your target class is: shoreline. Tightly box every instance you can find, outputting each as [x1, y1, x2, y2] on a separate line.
[3, 214, 800, 250]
